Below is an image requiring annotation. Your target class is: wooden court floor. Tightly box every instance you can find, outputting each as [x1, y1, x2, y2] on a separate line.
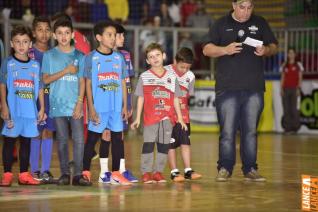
[0, 132, 317, 211]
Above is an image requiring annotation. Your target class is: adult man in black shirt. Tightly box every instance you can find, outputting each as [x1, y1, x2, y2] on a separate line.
[203, 0, 278, 182]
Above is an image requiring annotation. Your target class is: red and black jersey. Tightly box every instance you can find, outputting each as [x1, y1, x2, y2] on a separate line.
[281, 62, 303, 88]
[165, 65, 195, 124]
[135, 68, 181, 126]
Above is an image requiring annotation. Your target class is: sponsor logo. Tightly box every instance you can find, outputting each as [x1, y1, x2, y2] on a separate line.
[300, 90, 318, 129]
[152, 88, 170, 98]
[98, 82, 119, 91]
[61, 75, 78, 82]
[14, 79, 34, 88]
[98, 72, 119, 81]
[302, 175, 318, 211]
[15, 90, 34, 99]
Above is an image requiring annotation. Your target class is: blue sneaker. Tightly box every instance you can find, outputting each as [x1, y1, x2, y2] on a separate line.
[122, 170, 138, 183]
[99, 172, 111, 184]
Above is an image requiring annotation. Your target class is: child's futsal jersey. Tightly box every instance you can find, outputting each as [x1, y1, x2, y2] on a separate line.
[83, 49, 127, 113]
[119, 49, 134, 111]
[135, 69, 182, 126]
[0, 56, 41, 119]
[29, 46, 51, 116]
[41, 47, 84, 117]
[165, 64, 195, 124]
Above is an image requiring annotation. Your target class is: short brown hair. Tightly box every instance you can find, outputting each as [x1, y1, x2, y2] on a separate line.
[145, 43, 164, 57]
[175, 47, 194, 64]
[32, 16, 51, 31]
[11, 25, 32, 40]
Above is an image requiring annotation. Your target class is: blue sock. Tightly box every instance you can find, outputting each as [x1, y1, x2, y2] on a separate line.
[30, 138, 41, 173]
[41, 138, 53, 173]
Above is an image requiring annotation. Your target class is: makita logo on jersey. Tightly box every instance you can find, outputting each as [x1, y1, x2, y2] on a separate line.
[98, 72, 119, 81]
[152, 88, 170, 98]
[14, 80, 34, 88]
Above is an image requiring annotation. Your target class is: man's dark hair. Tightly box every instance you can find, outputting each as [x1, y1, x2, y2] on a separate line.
[93, 21, 117, 37]
[175, 47, 194, 64]
[11, 25, 32, 40]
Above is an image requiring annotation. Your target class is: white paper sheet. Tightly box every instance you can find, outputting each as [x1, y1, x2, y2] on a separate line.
[243, 37, 263, 47]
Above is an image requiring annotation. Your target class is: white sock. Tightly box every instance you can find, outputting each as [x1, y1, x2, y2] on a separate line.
[171, 169, 179, 173]
[184, 168, 192, 173]
[100, 158, 109, 175]
[119, 159, 126, 173]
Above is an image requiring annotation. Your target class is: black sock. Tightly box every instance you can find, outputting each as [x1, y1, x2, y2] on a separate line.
[100, 139, 110, 158]
[83, 131, 100, 171]
[111, 132, 124, 171]
[3, 137, 16, 172]
[19, 136, 31, 173]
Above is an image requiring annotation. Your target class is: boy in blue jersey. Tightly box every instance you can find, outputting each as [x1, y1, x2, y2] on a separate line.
[42, 18, 91, 186]
[28, 16, 57, 184]
[0, 25, 45, 186]
[81, 21, 131, 185]
[98, 24, 138, 183]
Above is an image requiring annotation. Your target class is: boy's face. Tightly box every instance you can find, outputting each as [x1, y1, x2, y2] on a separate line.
[146, 49, 165, 68]
[96, 26, 116, 50]
[175, 61, 192, 74]
[33, 22, 51, 45]
[53, 26, 73, 47]
[10, 34, 32, 56]
[115, 33, 125, 48]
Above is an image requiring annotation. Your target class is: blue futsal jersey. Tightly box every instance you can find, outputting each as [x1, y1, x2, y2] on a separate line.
[83, 50, 127, 113]
[42, 47, 84, 117]
[0, 56, 41, 119]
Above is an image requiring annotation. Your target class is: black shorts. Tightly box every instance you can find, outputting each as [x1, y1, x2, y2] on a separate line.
[169, 123, 191, 149]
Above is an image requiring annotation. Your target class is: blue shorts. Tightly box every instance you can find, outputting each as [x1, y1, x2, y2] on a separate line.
[2, 117, 39, 138]
[38, 116, 56, 132]
[88, 112, 123, 133]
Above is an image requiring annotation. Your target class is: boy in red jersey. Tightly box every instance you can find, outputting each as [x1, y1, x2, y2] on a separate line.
[131, 43, 187, 184]
[165, 47, 202, 182]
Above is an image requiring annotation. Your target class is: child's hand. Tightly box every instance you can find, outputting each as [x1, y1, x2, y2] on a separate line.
[73, 102, 83, 119]
[38, 111, 47, 123]
[178, 119, 188, 131]
[1, 105, 10, 120]
[67, 64, 78, 75]
[127, 109, 133, 118]
[122, 107, 128, 121]
[131, 119, 140, 130]
[89, 108, 100, 125]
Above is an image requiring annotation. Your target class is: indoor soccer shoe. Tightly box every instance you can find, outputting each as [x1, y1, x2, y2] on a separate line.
[122, 170, 138, 183]
[141, 172, 153, 184]
[99, 172, 111, 183]
[153, 172, 167, 183]
[0, 172, 13, 187]
[18, 172, 41, 185]
[32, 170, 42, 181]
[110, 171, 132, 185]
[184, 170, 202, 180]
[41, 171, 57, 184]
[171, 171, 185, 182]
[82, 170, 92, 182]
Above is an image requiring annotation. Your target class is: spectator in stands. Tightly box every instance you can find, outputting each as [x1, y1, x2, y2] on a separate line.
[77, 0, 93, 23]
[91, 0, 109, 23]
[167, 0, 181, 27]
[160, 1, 172, 26]
[105, 0, 129, 23]
[147, 0, 163, 17]
[280, 47, 303, 134]
[203, 0, 278, 182]
[181, 0, 197, 26]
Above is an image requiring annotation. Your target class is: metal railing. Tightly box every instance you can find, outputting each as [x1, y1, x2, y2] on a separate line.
[1, 18, 318, 78]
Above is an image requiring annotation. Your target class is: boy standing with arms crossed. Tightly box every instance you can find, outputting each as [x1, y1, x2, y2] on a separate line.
[29, 16, 56, 183]
[81, 21, 131, 185]
[165, 47, 202, 182]
[42, 18, 90, 186]
[131, 43, 187, 183]
[0, 25, 45, 186]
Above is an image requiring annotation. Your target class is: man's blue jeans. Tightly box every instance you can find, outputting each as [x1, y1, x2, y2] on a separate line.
[54, 117, 84, 176]
[215, 90, 264, 175]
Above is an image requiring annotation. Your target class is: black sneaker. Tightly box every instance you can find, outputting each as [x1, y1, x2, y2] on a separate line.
[170, 171, 185, 182]
[41, 171, 58, 184]
[32, 171, 42, 181]
[57, 174, 70, 185]
[72, 175, 92, 186]
[184, 170, 202, 180]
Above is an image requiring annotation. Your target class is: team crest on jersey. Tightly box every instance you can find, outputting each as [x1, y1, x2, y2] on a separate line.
[93, 56, 99, 60]
[186, 78, 190, 83]
[167, 78, 171, 83]
[114, 55, 120, 60]
[32, 64, 38, 68]
[113, 64, 120, 69]
[29, 72, 37, 78]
